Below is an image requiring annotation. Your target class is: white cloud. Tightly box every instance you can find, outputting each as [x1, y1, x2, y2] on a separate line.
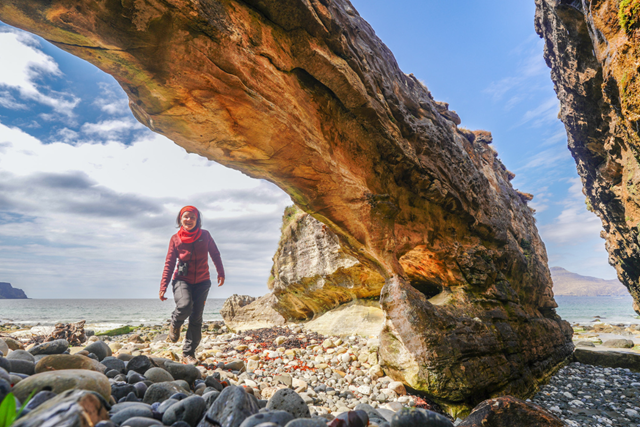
[0, 122, 292, 298]
[0, 29, 79, 116]
[80, 118, 145, 137]
[520, 146, 571, 170]
[93, 82, 130, 115]
[516, 96, 560, 128]
[539, 178, 602, 244]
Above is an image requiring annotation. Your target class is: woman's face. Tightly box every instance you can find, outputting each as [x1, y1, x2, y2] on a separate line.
[181, 211, 198, 231]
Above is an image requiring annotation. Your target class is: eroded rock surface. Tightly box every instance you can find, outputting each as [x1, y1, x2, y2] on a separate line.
[269, 206, 384, 320]
[222, 293, 286, 332]
[535, 0, 640, 311]
[0, 0, 572, 413]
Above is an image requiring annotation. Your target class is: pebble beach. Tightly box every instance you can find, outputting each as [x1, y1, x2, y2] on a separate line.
[1, 319, 639, 426]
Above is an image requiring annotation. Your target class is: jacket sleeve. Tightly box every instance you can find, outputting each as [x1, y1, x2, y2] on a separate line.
[207, 234, 225, 279]
[160, 237, 178, 293]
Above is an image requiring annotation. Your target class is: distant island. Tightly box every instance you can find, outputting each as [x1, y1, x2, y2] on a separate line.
[0, 282, 28, 299]
[551, 267, 628, 296]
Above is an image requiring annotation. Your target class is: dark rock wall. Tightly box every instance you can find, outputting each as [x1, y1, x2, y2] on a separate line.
[535, 0, 640, 312]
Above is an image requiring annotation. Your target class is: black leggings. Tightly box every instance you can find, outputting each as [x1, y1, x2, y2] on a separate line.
[171, 279, 211, 356]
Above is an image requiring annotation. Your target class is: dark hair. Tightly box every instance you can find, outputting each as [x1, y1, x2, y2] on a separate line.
[176, 208, 202, 229]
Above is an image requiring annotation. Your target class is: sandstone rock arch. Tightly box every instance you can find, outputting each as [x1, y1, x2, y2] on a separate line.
[0, 0, 573, 414]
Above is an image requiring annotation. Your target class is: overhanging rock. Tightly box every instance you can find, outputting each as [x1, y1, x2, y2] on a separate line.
[0, 0, 573, 414]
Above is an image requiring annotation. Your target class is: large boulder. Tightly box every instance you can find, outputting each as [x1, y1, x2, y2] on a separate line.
[0, 0, 573, 413]
[222, 293, 286, 332]
[221, 294, 256, 321]
[11, 369, 111, 402]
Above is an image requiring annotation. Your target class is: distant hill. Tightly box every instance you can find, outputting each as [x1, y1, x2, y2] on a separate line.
[0, 282, 28, 299]
[550, 267, 628, 296]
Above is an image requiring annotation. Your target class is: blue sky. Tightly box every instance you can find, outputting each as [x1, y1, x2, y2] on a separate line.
[0, 1, 615, 299]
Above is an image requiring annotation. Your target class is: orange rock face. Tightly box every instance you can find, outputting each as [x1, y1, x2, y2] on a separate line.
[0, 0, 573, 413]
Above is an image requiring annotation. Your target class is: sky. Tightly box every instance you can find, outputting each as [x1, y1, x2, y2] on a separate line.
[0, 1, 616, 299]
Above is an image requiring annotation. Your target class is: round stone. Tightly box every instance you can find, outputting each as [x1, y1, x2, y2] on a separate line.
[266, 389, 310, 419]
[28, 339, 69, 356]
[83, 341, 113, 361]
[144, 367, 174, 383]
[6, 349, 34, 362]
[11, 369, 111, 402]
[34, 354, 106, 374]
[162, 395, 206, 426]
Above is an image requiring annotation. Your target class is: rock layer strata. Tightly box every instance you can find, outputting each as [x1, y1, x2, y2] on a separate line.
[0, 0, 572, 412]
[535, 0, 640, 312]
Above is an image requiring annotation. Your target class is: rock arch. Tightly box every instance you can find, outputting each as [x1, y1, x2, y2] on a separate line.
[0, 0, 573, 414]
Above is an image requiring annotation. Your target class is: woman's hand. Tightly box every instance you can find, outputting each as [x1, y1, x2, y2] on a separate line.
[159, 290, 167, 301]
[218, 276, 225, 287]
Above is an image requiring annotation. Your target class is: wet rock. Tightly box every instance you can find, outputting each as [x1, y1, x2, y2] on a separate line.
[165, 361, 200, 384]
[110, 404, 154, 426]
[127, 371, 146, 384]
[119, 417, 163, 427]
[7, 359, 35, 375]
[6, 349, 34, 362]
[390, 407, 452, 427]
[12, 389, 109, 427]
[35, 354, 107, 373]
[157, 398, 179, 415]
[284, 419, 328, 427]
[84, 341, 113, 361]
[112, 383, 138, 401]
[573, 348, 640, 372]
[12, 369, 111, 401]
[143, 382, 184, 405]
[0, 378, 9, 403]
[204, 376, 224, 392]
[133, 382, 148, 398]
[266, 389, 310, 419]
[162, 395, 206, 426]
[202, 390, 220, 409]
[102, 357, 126, 374]
[458, 396, 562, 427]
[28, 339, 69, 356]
[0, 357, 9, 373]
[144, 367, 174, 383]
[199, 385, 260, 427]
[238, 410, 293, 427]
[354, 404, 390, 426]
[224, 360, 245, 372]
[127, 355, 154, 375]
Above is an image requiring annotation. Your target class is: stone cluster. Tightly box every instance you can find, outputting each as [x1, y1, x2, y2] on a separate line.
[531, 362, 640, 427]
[0, 324, 456, 426]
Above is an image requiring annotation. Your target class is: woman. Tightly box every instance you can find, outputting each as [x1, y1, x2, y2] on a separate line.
[160, 205, 225, 364]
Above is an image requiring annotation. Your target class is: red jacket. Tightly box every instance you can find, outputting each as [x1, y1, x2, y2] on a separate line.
[160, 229, 225, 293]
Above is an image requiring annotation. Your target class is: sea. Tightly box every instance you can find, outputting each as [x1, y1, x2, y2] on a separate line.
[0, 296, 638, 332]
[0, 298, 226, 332]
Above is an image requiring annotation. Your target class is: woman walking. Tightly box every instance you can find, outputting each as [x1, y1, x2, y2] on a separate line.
[160, 205, 225, 364]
